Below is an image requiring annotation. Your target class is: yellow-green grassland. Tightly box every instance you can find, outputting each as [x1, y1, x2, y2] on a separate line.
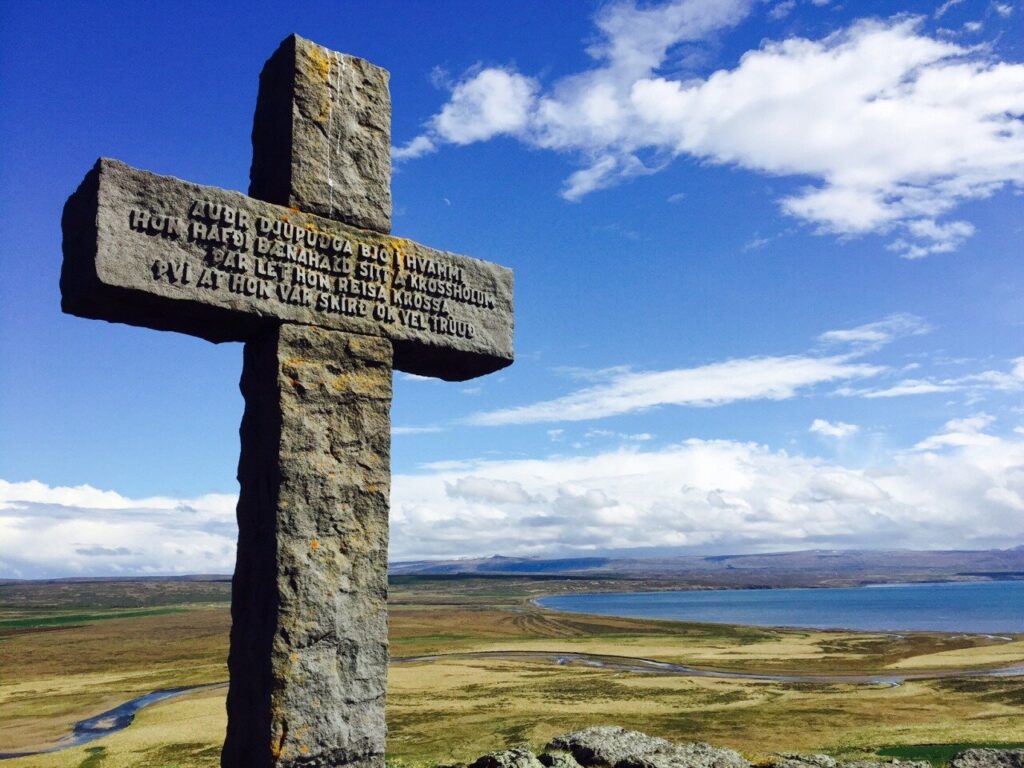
[1, 577, 1022, 768]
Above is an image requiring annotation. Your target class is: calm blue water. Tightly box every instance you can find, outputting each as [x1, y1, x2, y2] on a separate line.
[536, 581, 1024, 633]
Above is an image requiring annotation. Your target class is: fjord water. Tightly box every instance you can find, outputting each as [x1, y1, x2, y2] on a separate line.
[537, 581, 1024, 633]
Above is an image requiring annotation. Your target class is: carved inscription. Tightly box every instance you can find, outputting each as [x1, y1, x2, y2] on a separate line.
[128, 201, 496, 340]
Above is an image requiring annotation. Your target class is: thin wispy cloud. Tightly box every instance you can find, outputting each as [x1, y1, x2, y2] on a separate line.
[839, 357, 1024, 399]
[935, 0, 966, 18]
[396, 0, 1024, 257]
[817, 313, 931, 351]
[770, 1, 798, 21]
[810, 418, 859, 438]
[392, 426, 445, 436]
[584, 429, 654, 442]
[469, 354, 882, 426]
[468, 315, 931, 427]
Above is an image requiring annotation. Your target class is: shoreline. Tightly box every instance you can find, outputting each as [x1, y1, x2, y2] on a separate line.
[529, 580, 1024, 636]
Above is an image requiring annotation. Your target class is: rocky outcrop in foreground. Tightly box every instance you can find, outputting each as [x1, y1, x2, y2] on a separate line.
[546, 726, 749, 768]
[949, 750, 1024, 768]
[453, 726, 1022, 768]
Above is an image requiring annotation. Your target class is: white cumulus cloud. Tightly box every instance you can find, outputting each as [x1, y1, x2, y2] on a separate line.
[0, 480, 237, 578]
[396, 0, 1024, 257]
[5, 416, 1024, 574]
[391, 416, 1024, 558]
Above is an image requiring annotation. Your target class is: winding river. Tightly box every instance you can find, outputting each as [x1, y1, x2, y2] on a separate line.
[4, 649, 1023, 759]
[0, 683, 226, 760]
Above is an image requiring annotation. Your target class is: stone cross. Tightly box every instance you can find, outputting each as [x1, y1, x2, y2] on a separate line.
[60, 35, 513, 768]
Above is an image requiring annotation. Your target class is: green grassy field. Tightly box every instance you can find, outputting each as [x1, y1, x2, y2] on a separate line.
[1, 577, 1022, 767]
[877, 743, 1024, 767]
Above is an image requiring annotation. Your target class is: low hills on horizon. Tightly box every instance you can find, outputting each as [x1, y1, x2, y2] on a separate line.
[5, 546, 1024, 588]
[388, 546, 1024, 588]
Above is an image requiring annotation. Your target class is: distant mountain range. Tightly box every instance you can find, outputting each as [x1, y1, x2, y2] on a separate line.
[389, 547, 1024, 588]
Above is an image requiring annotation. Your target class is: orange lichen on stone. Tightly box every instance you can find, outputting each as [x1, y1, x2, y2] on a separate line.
[308, 46, 332, 81]
[386, 236, 410, 267]
[310, 539, 320, 552]
[270, 731, 285, 760]
[330, 370, 378, 394]
[386, 235, 411, 252]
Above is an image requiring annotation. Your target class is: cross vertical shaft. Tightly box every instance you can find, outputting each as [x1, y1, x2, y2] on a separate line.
[224, 326, 392, 767]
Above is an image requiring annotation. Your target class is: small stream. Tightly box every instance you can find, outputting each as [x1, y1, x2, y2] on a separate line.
[393, 650, 1024, 686]
[0, 682, 226, 760]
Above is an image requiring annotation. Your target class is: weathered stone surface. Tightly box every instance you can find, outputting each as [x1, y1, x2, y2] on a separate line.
[773, 755, 837, 768]
[539, 753, 586, 768]
[950, 750, 1024, 768]
[773, 755, 929, 768]
[547, 727, 750, 768]
[222, 325, 391, 768]
[250, 34, 392, 234]
[469, 748, 548, 768]
[61, 158, 513, 381]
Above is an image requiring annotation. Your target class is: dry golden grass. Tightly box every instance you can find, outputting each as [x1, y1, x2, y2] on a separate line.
[885, 639, 1024, 669]
[1, 689, 225, 768]
[388, 603, 1022, 674]
[5, 659, 1023, 768]
[1, 577, 1022, 767]
[1, 607, 229, 685]
[387, 659, 1024, 765]
[0, 608, 228, 754]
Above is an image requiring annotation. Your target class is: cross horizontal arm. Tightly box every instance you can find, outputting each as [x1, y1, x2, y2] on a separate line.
[61, 158, 513, 381]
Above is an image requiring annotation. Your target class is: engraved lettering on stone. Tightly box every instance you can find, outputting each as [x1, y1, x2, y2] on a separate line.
[126, 198, 496, 343]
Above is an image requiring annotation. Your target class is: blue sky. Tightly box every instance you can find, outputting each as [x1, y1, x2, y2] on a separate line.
[1, 0, 1023, 577]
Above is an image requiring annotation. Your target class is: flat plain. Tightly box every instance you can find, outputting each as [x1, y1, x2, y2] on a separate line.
[1, 576, 1022, 767]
